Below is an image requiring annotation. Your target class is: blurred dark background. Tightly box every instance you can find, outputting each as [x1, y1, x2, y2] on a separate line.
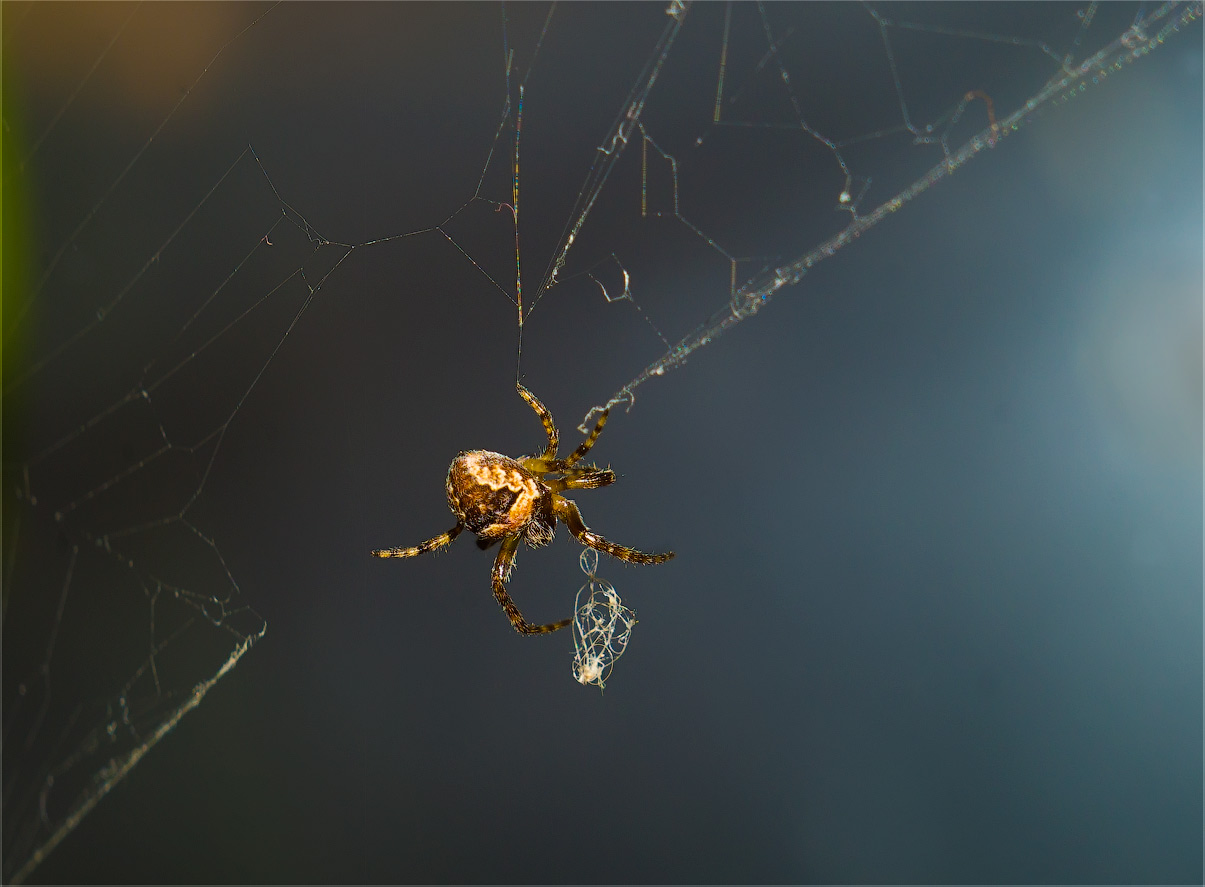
[4, 2, 1201, 883]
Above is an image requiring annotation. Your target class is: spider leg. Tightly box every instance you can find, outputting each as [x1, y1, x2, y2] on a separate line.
[521, 403, 608, 475]
[565, 406, 609, 466]
[516, 383, 558, 461]
[552, 496, 674, 564]
[548, 466, 616, 492]
[476, 535, 503, 550]
[492, 535, 572, 635]
[371, 523, 463, 558]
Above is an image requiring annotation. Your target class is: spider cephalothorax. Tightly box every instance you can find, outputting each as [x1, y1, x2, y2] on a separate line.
[373, 384, 673, 635]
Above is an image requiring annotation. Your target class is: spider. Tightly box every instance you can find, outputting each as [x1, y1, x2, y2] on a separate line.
[372, 384, 674, 635]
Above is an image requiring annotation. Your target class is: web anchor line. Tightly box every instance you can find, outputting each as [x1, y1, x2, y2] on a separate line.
[580, 0, 1201, 432]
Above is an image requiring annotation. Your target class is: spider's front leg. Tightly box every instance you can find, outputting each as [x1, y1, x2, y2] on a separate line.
[516, 383, 558, 461]
[372, 523, 463, 558]
[552, 496, 674, 565]
[525, 404, 612, 477]
[547, 465, 616, 493]
[566, 405, 609, 466]
[491, 535, 573, 635]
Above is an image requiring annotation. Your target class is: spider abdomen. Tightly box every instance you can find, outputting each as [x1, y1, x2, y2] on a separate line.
[446, 450, 553, 542]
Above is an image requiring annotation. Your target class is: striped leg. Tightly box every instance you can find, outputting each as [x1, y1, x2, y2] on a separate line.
[552, 496, 674, 565]
[566, 407, 609, 466]
[491, 535, 572, 635]
[526, 405, 610, 478]
[548, 466, 616, 493]
[516, 383, 558, 461]
[372, 523, 463, 558]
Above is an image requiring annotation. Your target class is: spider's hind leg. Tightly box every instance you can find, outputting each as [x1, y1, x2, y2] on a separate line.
[372, 523, 464, 558]
[552, 496, 674, 565]
[491, 536, 572, 635]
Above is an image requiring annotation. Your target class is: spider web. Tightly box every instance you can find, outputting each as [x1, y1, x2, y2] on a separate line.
[3, 2, 1200, 882]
